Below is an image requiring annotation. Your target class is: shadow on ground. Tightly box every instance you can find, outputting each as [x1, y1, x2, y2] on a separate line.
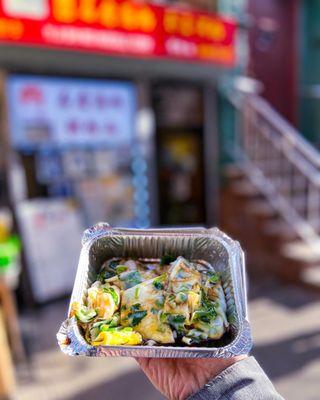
[66, 369, 165, 400]
[253, 329, 320, 379]
[248, 278, 320, 310]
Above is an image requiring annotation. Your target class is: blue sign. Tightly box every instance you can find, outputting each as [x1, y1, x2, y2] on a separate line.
[6, 75, 136, 149]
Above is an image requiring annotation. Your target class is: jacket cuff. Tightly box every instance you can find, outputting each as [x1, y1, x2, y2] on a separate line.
[187, 356, 284, 400]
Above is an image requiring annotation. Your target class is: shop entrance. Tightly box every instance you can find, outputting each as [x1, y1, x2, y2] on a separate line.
[153, 83, 206, 225]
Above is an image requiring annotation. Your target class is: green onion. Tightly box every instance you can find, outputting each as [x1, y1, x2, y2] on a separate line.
[122, 327, 133, 332]
[159, 311, 168, 323]
[103, 286, 119, 306]
[153, 281, 163, 290]
[208, 273, 219, 284]
[155, 295, 165, 308]
[75, 307, 97, 323]
[90, 326, 101, 341]
[97, 269, 115, 282]
[109, 313, 120, 327]
[100, 324, 111, 332]
[119, 271, 143, 289]
[168, 294, 176, 307]
[116, 265, 128, 274]
[153, 274, 167, 290]
[92, 319, 111, 328]
[175, 292, 188, 303]
[180, 283, 192, 291]
[100, 325, 133, 332]
[108, 260, 120, 270]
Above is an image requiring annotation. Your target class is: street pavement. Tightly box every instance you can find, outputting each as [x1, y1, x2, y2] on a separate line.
[14, 279, 320, 400]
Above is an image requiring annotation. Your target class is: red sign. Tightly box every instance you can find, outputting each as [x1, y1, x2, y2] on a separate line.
[0, 0, 236, 66]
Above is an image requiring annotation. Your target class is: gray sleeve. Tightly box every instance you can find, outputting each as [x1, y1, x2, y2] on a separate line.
[187, 356, 284, 400]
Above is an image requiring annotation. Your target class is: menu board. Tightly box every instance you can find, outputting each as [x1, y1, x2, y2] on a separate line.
[6, 75, 136, 149]
[16, 199, 83, 302]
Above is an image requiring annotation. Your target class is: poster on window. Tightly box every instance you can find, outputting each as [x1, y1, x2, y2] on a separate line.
[16, 198, 84, 302]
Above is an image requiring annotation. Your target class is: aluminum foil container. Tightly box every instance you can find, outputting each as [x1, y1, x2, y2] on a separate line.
[57, 223, 252, 358]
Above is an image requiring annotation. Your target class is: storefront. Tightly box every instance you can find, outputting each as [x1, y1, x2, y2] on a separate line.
[0, 0, 242, 303]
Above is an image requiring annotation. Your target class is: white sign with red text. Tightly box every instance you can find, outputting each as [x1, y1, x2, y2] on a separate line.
[16, 198, 83, 302]
[7, 75, 136, 149]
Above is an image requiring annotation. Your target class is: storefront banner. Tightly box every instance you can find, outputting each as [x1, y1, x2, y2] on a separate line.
[0, 0, 236, 66]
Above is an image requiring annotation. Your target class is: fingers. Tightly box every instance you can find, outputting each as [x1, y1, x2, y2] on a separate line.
[134, 357, 150, 370]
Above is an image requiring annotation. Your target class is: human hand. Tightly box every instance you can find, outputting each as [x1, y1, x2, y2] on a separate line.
[136, 355, 247, 400]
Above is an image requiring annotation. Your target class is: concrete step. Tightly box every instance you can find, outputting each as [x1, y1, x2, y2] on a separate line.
[230, 180, 262, 197]
[223, 164, 245, 180]
[220, 177, 320, 287]
[281, 239, 320, 264]
[262, 219, 299, 242]
[245, 199, 278, 218]
[300, 266, 320, 292]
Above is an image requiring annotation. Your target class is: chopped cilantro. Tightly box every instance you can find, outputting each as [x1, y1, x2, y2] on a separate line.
[192, 309, 215, 323]
[153, 281, 163, 290]
[168, 314, 186, 324]
[191, 289, 217, 324]
[128, 310, 148, 326]
[167, 314, 186, 332]
[131, 303, 141, 311]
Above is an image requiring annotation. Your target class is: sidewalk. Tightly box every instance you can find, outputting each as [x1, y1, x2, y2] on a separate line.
[14, 279, 320, 400]
[249, 281, 320, 399]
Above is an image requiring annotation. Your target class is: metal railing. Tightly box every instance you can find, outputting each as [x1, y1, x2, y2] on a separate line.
[234, 95, 320, 248]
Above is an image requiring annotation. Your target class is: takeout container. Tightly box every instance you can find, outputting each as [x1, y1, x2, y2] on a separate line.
[57, 223, 252, 358]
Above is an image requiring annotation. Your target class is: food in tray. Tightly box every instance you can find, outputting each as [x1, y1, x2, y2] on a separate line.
[70, 256, 229, 347]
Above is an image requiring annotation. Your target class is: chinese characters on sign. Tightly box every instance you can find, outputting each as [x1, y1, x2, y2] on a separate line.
[7, 75, 135, 148]
[0, 0, 236, 66]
